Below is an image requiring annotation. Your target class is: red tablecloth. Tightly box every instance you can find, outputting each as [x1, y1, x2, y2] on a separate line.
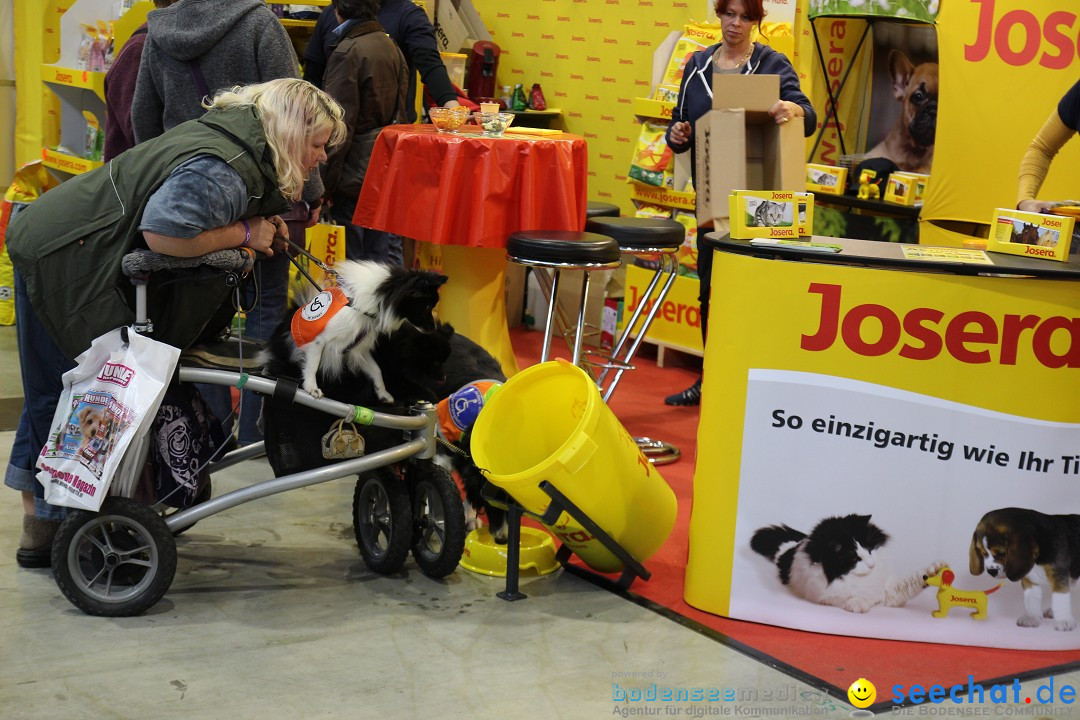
[354, 125, 588, 247]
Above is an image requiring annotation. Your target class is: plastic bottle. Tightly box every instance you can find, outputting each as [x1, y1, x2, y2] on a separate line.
[511, 84, 528, 111]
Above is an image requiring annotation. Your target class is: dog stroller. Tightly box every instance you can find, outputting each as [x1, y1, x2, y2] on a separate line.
[48, 249, 466, 616]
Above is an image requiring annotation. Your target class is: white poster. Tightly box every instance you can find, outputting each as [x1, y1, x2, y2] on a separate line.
[729, 369, 1080, 650]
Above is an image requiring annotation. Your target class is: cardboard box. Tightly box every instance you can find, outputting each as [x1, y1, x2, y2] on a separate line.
[987, 208, 1073, 262]
[434, 0, 470, 53]
[694, 75, 804, 227]
[805, 163, 847, 195]
[729, 190, 813, 239]
[434, 1, 490, 54]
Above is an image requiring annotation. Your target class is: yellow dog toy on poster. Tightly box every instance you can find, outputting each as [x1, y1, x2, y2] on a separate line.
[925, 566, 1002, 620]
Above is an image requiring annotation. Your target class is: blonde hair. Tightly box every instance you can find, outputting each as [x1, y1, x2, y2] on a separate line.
[204, 78, 347, 200]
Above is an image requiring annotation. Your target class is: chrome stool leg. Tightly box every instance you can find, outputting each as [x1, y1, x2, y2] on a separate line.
[582, 216, 687, 467]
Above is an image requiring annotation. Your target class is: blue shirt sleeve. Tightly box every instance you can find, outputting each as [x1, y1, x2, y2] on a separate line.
[139, 156, 247, 239]
[1057, 79, 1080, 132]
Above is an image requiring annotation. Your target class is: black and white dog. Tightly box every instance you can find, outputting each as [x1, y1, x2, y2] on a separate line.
[261, 313, 509, 541]
[272, 260, 447, 403]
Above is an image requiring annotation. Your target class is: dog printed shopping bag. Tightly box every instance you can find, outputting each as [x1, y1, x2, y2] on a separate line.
[37, 328, 180, 510]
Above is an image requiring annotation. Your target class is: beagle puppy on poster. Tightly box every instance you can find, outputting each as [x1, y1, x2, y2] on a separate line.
[969, 508, 1080, 631]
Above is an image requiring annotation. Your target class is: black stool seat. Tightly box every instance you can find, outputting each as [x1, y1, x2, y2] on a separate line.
[586, 201, 621, 219]
[585, 216, 684, 252]
[507, 230, 620, 267]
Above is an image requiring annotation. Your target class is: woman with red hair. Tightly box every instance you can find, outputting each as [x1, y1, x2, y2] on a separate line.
[664, 0, 816, 406]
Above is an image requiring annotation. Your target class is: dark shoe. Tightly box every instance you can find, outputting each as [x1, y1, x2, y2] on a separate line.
[16, 515, 60, 568]
[664, 377, 702, 407]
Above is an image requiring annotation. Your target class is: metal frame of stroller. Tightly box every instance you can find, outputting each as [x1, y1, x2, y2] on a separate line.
[49, 250, 466, 616]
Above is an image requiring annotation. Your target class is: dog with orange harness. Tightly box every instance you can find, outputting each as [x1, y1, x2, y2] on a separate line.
[925, 566, 1002, 620]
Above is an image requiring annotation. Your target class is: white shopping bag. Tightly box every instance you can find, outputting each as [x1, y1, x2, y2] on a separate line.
[36, 327, 180, 511]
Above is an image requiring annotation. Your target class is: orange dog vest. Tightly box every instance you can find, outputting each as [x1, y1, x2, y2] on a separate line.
[291, 287, 350, 347]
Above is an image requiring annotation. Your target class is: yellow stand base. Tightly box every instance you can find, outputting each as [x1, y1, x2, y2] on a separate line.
[416, 243, 519, 377]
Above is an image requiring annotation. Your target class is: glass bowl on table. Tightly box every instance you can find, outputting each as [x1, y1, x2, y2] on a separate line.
[428, 106, 471, 134]
[474, 111, 515, 138]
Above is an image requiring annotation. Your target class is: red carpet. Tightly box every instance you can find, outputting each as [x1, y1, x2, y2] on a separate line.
[507, 326, 1080, 711]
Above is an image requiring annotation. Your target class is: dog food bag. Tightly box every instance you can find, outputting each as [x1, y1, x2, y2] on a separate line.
[37, 328, 180, 511]
[628, 121, 674, 187]
[660, 22, 723, 88]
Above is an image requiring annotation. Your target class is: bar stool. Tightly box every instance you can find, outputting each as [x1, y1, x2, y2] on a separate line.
[506, 230, 621, 367]
[585, 216, 684, 465]
[586, 201, 621, 220]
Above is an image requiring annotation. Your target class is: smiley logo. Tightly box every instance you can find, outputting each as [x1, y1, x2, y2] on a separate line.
[847, 678, 876, 709]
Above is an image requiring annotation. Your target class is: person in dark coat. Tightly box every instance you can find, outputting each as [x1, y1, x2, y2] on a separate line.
[662, 0, 816, 406]
[303, 0, 460, 122]
[320, 0, 408, 264]
[102, 0, 179, 162]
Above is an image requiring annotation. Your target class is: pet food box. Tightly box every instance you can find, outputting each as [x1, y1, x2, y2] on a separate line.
[987, 208, 1074, 262]
[804, 163, 847, 196]
[883, 171, 930, 206]
[694, 74, 804, 227]
[729, 190, 814, 239]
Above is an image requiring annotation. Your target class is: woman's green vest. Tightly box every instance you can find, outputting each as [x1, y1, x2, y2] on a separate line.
[7, 106, 290, 359]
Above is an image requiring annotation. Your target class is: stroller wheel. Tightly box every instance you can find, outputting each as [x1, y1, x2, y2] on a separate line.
[353, 467, 411, 574]
[51, 497, 177, 616]
[408, 461, 465, 579]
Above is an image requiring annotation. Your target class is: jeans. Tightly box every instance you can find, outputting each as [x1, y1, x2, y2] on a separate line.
[330, 194, 403, 266]
[4, 269, 74, 521]
[198, 247, 291, 445]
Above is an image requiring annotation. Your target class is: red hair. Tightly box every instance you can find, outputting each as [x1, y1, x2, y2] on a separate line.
[715, 0, 767, 31]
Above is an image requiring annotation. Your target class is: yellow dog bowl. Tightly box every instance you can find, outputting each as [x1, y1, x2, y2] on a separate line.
[459, 526, 561, 577]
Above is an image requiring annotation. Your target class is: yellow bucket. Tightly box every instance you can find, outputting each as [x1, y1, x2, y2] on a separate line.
[470, 360, 677, 573]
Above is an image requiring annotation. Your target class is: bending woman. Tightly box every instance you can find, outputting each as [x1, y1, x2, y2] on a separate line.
[5, 78, 346, 567]
[663, 0, 816, 406]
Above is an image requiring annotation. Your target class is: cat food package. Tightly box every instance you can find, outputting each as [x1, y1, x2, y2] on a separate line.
[694, 76, 804, 227]
[986, 208, 1073, 262]
[729, 190, 814, 239]
[883, 171, 930, 206]
[805, 163, 847, 196]
[659, 22, 723, 89]
[628, 121, 674, 188]
[37, 328, 180, 511]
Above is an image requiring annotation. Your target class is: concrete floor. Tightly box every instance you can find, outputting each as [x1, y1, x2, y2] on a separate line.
[2, 325, 1080, 719]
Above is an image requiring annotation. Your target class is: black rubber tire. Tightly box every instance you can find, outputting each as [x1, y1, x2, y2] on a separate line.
[353, 468, 412, 574]
[408, 461, 466, 579]
[51, 497, 177, 617]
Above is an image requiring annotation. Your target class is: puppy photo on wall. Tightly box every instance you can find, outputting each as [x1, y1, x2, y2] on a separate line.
[864, 25, 938, 175]
[970, 507, 1080, 632]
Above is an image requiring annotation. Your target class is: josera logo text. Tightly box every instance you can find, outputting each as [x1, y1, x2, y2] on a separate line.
[965, 0, 1080, 69]
[800, 283, 1080, 368]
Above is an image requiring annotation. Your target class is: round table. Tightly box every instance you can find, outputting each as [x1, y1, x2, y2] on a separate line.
[355, 125, 588, 375]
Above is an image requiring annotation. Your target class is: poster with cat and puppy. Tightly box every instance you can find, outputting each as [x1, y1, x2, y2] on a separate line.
[686, 249, 1080, 651]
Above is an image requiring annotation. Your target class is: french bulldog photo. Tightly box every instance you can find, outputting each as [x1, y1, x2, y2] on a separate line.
[865, 49, 938, 174]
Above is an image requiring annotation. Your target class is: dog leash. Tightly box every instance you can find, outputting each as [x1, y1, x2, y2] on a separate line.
[278, 232, 338, 293]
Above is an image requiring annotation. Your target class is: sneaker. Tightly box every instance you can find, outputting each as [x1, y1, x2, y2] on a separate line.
[664, 377, 702, 407]
[16, 515, 60, 568]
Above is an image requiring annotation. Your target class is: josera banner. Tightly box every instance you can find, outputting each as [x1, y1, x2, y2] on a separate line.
[804, 0, 1080, 246]
[685, 251, 1080, 649]
[924, 0, 1080, 241]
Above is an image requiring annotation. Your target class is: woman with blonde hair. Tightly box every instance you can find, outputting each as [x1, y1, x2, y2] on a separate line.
[5, 78, 345, 567]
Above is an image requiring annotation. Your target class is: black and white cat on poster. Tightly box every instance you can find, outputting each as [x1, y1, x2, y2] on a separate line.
[750, 514, 944, 613]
